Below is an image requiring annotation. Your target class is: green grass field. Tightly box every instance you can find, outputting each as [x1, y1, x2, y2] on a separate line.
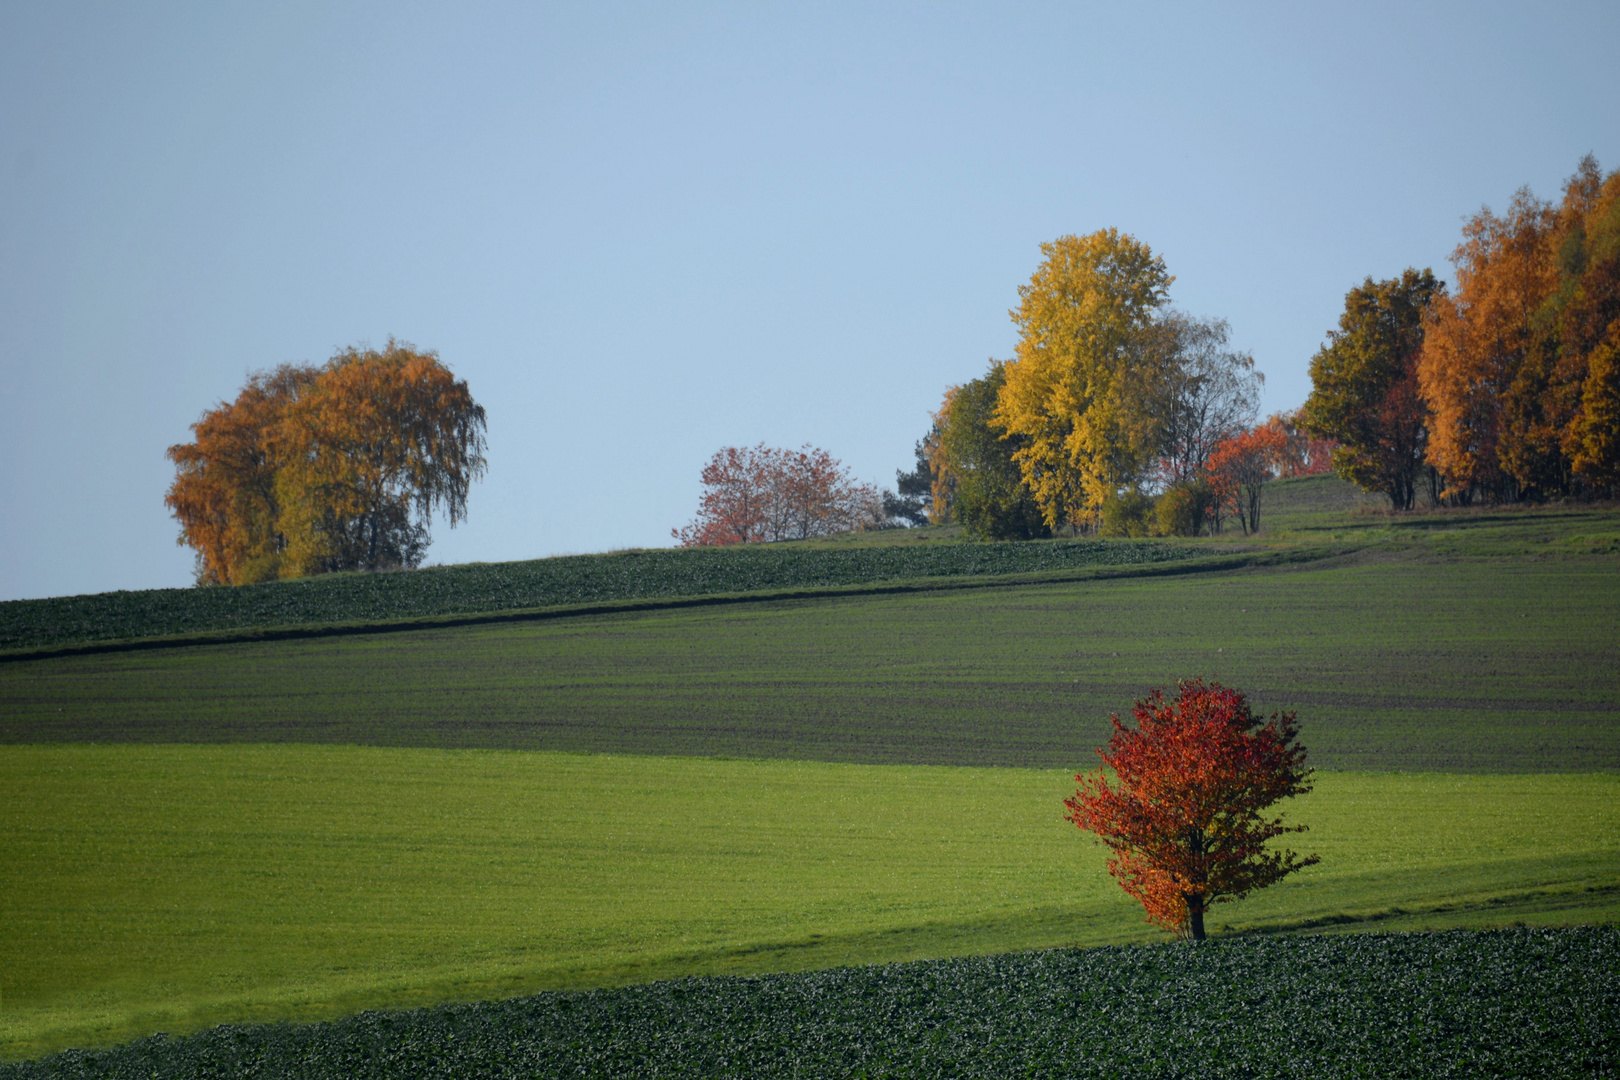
[3, 744, 1616, 1060]
[2, 478, 1617, 1068]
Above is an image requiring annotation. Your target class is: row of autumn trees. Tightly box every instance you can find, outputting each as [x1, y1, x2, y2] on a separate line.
[676, 230, 1332, 547]
[166, 341, 487, 584]
[1303, 154, 1620, 507]
[902, 233, 1329, 540]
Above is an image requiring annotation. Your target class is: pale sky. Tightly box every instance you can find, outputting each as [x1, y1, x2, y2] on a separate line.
[3, 1, 1615, 600]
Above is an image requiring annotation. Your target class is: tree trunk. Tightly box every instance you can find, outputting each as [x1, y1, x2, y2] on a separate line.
[1188, 896, 1207, 941]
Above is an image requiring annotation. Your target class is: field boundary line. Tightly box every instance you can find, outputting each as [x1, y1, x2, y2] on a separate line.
[0, 545, 1350, 664]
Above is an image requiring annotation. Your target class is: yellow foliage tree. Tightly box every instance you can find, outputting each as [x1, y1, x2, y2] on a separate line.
[1573, 323, 1620, 487]
[993, 230, 1174, 529]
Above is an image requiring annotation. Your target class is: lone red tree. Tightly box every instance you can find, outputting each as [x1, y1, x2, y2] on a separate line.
[1064, 679, 1319, 940]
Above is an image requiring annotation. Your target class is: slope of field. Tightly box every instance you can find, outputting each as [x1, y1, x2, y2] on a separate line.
[4, 484, 1617, 1067]
[2, 744, 1616, 1060]
[8, 927, 1615, 1080]
[6, 553, 1616, 772]
[0, 538, 1202, 653]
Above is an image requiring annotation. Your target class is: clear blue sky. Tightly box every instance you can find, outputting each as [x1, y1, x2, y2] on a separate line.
[2, 1, 1615, 600]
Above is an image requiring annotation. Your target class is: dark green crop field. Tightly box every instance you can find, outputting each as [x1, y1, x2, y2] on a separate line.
[0, 537, 1201, 653]
[5, 551, 1616, 771]
[5, 928, 1614, 1080]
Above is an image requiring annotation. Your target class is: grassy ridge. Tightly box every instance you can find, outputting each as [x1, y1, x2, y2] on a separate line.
[7, 928, 1614, 1079]
[6, 554, 1617, 771]
[0, 538, 1200, 653]
[3, 744, 1616, 1059]
[5, 476, 1615, 658]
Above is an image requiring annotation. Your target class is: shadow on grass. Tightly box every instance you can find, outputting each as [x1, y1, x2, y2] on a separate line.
[1223, 881, 1620, 938]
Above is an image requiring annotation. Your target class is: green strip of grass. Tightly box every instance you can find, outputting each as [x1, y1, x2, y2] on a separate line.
[3, 744, 1615, 1060]
[6, 553, 1617, 771]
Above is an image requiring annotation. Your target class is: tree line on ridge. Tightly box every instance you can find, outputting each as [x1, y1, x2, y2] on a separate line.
[165, 155, 1616, 578]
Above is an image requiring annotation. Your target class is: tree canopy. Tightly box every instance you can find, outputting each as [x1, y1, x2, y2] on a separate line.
[1303, 268, 1442, 511]
[1296, 154, 1620, 508]
[1065, 679, 1318, 941]
[673, 444, 884, 546]
[994, 230, 1175, 529]
[932, 364, 1050, 541]
[166, 341, 486, 584]
[1418, 156, 1620, 501]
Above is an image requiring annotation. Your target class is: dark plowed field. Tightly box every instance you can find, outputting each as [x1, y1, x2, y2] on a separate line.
[6, 554, 1616, 771]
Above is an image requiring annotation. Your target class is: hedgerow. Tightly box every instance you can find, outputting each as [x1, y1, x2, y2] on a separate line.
[0, 539, 1199, 651]
[6, 927, 1614, 1078]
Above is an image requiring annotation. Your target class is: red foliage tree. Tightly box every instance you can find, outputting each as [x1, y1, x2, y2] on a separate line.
[673, 443, 883, 546]
[1264, 409, 1338, 478]
[1064, 679, 1318, 940]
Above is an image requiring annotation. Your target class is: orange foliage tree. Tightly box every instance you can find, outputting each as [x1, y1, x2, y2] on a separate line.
[1418, 191, 1559, 499]
[1560, 160, 1620, 491]
[273, 343, 487, 577]
[166, 341, 486, 584]
[164, 365, 318, 585]
[1204, 425, 1287, 535]
[673, 444, 883, 546]
[1419, 156, 1620, 500]
[1065, 679, 1318, 941]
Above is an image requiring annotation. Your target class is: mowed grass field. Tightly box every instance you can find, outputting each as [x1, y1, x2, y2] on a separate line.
[4, 552, 1617, 771]
[3, 744, 1617, 1059]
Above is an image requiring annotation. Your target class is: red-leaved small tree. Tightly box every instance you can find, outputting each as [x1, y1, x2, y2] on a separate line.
[673, 443, 883, 546]
[1064, 679, 1318, 940]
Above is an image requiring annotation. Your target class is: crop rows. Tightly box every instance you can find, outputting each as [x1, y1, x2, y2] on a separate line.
[7, 927, 1614, 1079]
[0, 540, 1198, 651]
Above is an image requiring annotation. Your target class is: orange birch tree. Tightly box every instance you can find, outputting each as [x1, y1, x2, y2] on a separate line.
[1419, 191, 1558, 499]
[166, 341, 486, 582]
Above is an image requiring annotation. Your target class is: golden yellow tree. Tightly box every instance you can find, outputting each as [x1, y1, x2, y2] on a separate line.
[1573, 323, 1620, 488]
[993, 230, 1173, 529]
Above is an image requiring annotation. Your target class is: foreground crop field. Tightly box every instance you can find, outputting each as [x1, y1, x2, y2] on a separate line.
[3, 744, 1616, 1059]
[6, 553, 1617, 772]
[7, 928, 1615, 1079]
